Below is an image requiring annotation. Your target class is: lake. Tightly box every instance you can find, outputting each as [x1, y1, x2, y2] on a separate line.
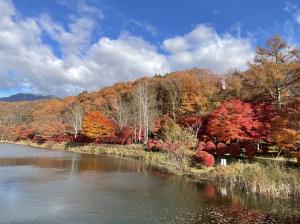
[0, 143, 299, 224]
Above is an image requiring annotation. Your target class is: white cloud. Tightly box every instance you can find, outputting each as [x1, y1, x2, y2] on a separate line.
[57, 0, 104, 19]
[85, 33, 169, 82]
[163, 24, 254, 73]
[39, 14, 95, 57]
[285, 2, 300, 25]
[0, 0, 254, 97]
[128, 19, 158, 36]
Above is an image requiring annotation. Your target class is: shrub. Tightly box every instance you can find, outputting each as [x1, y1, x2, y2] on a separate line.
[196, 150, 215, 167]
[159, 118, 198, 150]
[196, 150, 206, 158]
[32, 135, 46, 144]
[17, 127, 34, 140]
[116, 127, 134, 145]
[180, 127, 198, 149]
[245, 143, 257, 158]
[229, 143, 241, 157]
[162, 140, 190, 174]
[147, 139, 164, 151]
[160, 118, 182, 141]
[50, 134, 73, 143]
[73, 134, 92, 143]
[98, 136, 119, 144]
[155, 140, 164, 150]
[205, 141, 216, 154]
[147, 139, 156, 151]
[216, 143, 228, 156]
[197, 141, 206, 151]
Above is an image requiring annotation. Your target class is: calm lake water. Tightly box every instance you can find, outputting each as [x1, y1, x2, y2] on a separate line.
[0, 143, 299, 224]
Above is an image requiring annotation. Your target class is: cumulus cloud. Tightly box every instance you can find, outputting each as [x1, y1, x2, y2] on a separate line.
[39, 14, 95, 57]
[0, 0, 169, 96]
[0, 0, 68, 94]
[0, 0, 254, 96]
[163, 24, 254, 73]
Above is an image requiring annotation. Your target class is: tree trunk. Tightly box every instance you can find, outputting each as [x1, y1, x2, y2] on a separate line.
[172, 102, 176, 121]
[275, 87, 282, 111]
[276, 148, 283, 159]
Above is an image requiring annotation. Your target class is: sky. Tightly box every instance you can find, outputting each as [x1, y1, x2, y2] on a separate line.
[1, 0, 300, 97]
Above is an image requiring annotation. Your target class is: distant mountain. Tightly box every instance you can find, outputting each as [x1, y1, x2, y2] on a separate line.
[0, 93, 57, 102]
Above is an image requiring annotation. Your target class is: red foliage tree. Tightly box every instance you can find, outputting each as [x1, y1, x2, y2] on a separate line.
[229, 143, 241, 157]
[207, 100, 261, 142]
[177, 114, 204, 136]
[216, 143, 228, 156]
[252, 102, 277, 142]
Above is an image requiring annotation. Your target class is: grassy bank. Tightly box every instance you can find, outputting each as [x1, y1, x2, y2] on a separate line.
[208, 162, 300, 198]
[1, 140, 299, 199]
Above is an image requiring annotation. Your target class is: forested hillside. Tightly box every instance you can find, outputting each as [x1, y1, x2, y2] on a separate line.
[0, 35, 299, 158]
[0, 68, 221, 139]
[0, 93, 56, 102]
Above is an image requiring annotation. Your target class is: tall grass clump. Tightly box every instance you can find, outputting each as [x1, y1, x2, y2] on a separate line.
[208, 162, 300, 198]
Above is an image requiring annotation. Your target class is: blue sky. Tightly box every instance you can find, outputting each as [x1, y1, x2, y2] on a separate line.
[1, 0, 300, 97]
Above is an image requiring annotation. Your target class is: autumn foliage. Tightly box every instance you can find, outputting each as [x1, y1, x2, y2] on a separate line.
[0, 35, 299, 163]
[82, 111, 116, 140]
[245, 144, 257, 159]
[271, 100, 300, 151]
[216, 143, 228, 156]
[147, 139, 164, 151]
[207, 100, 261, 142]
[196, 150, 215, 167]
[177, 114, 204, 136]
[205, 141, 216, 154]
[197, 141, 206, 151]
[229, 143, 241, 157]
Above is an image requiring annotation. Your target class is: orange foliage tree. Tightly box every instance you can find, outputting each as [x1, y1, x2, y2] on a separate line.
[82, 111, 116, 140]
[271, 100, 300, 156]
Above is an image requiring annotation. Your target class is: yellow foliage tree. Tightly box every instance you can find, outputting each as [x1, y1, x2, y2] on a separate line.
[248, 35, 300, 111]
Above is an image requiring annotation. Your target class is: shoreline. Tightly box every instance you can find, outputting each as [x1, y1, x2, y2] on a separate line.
[1, 140, 299, 199]
[0, 140, 211, 178]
